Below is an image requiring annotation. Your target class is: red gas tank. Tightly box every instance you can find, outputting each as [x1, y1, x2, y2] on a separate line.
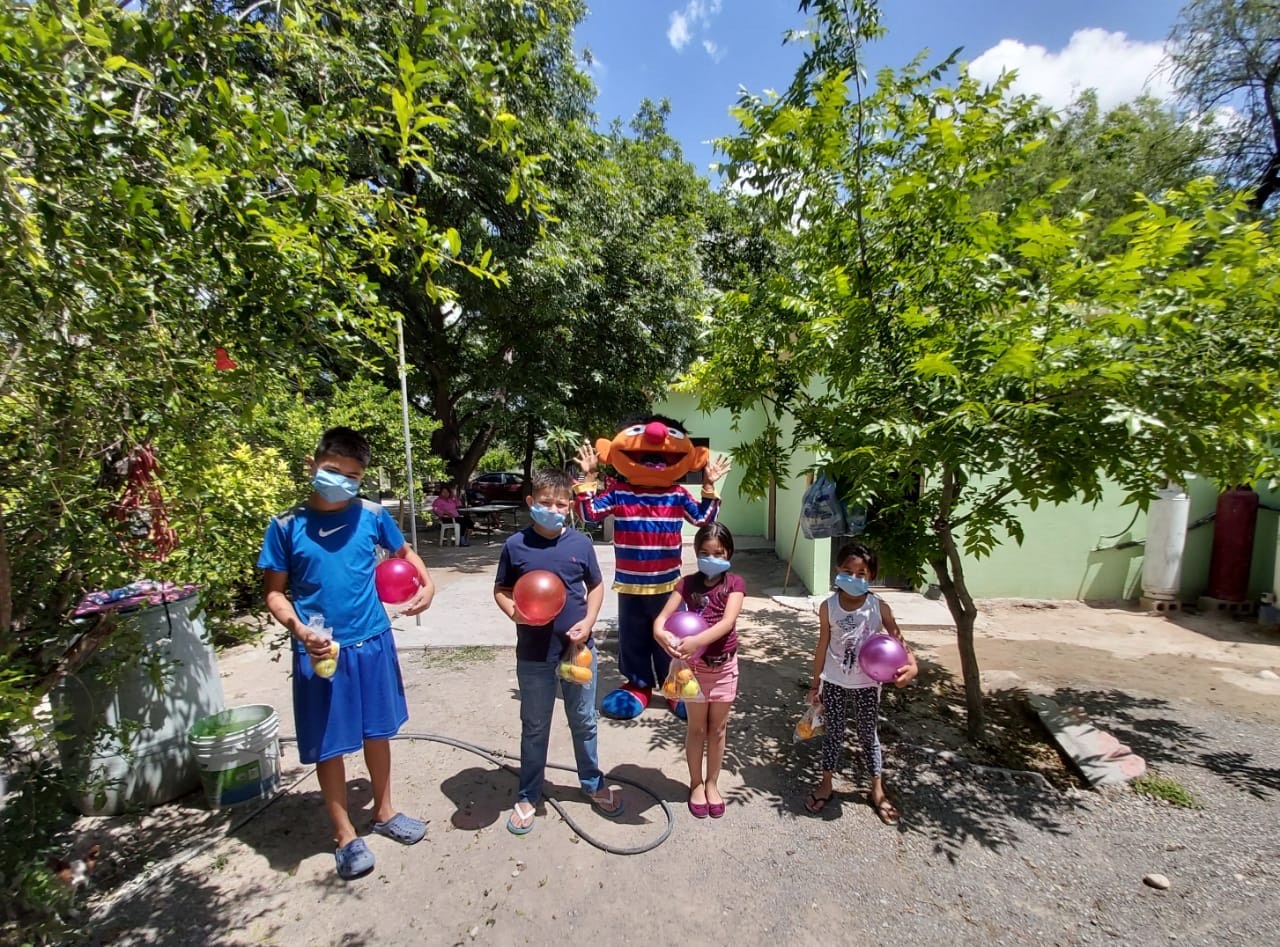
[1205, 486, 1260, 603]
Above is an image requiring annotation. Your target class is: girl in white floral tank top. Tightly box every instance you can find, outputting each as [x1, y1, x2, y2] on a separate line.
[804, 542, 917, 825]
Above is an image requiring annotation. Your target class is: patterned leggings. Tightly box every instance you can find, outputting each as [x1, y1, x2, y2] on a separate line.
[819, 682, 882, 777]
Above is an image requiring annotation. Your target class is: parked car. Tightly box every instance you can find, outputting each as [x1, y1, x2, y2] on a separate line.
[466, 471, 525, 505]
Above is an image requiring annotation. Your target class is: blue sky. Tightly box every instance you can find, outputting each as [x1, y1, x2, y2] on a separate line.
[575, 0, 1188, 176]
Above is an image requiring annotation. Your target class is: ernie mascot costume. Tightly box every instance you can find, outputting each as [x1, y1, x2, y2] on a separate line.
[574, 416, 731, 719]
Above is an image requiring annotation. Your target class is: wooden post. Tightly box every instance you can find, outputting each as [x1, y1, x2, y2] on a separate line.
[782, 471, 814, 593]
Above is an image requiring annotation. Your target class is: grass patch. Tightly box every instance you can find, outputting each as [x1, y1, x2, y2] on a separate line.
[1131, 772, 1201, 808]
[419, 646, 497, 669]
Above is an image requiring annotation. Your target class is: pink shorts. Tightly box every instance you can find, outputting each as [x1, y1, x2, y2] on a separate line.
[692, 653, 739, 703]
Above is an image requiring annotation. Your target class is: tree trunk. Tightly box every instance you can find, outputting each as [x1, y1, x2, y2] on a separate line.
[521, 416, 536, 489]
[929, 548, 984, 741]
[451, 423, 496, 488]
[931, 468, 985, 741]
[0, 505, 11, 646]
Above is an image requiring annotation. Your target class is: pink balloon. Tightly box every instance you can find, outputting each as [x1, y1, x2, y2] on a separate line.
[375, 557, 420, 605]
[664, 610, 708, 659]
[513, 570, 567, 625]
[858, 633, 908, 683]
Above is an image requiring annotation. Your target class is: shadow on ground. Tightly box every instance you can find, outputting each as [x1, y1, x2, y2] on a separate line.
[73, 767, 376, 945]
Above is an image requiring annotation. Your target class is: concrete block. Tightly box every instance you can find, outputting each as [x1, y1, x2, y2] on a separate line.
[1028, 694, 1147, 788]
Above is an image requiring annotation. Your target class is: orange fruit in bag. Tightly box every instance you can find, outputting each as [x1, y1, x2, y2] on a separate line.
[568, 666, 592, 683]
[662, 681, 679, 699]
[675, 668, 693, 684]
[573, 648, 593, 668]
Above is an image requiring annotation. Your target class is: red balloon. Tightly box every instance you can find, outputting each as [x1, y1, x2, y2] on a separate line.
[375, 557, 420, 605]
[663, 610, 708, 659]
[513, 570, 567, 625]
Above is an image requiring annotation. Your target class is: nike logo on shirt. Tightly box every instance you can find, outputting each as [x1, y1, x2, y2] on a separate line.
[318, 525, 347, 538]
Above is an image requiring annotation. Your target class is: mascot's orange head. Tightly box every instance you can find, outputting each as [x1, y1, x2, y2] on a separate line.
[595, 415, 710, 488]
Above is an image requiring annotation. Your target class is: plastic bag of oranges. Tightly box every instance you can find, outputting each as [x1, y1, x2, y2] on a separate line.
[793, 700, 825, 742]
[660, 659, 705, 703]
[557, 643, 594, 685]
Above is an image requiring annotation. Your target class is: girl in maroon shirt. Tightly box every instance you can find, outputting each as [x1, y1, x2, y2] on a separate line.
[653, 522, 746, 820]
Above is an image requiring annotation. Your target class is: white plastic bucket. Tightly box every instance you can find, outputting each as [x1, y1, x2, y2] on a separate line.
[188, 705, 280, 808]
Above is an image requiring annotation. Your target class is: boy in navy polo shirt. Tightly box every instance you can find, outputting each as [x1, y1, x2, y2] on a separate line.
[258, 426, 434, 880]
[493, 468, 625, 834]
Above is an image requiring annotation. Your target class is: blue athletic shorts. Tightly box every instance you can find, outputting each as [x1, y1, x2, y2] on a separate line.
[292, 629, 409, 764]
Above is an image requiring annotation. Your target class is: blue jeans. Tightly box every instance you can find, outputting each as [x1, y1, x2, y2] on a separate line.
[516, 646, 604, 804]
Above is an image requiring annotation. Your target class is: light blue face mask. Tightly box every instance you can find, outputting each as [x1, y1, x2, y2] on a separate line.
[529, 503, 566, 530]
[834, 573, 870, 596]
[697, 556, 732, 577]
[312, 468, 359, 503]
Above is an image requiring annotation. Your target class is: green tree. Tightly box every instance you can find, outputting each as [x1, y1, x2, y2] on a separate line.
[404, 91, 717, 486]
[977, 90, 1214, 250]
[0, 1, 532, 934]
[691, 0, 1280, 740]
[1167, 0, 1280, 211]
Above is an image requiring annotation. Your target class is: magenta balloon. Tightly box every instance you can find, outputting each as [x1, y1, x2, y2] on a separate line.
[663, 610, 708, 640]
[375, 558, 420, 605]
[513, 570, 567, 625]
[663, 610, 708, 659]
[858, 634, 908, 683]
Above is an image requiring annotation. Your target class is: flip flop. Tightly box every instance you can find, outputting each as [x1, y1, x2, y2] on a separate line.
[334, 838, 375, 880]
[804, 790, 833, 815]
[873, 798, 900, 826]
[370, 812, 428, 845]
[506, 801, 536, 836]
[587, 787, 626, 819]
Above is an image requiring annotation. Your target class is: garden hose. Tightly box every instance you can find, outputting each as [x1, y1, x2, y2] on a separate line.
[386, 731, 675, 856]
[91, 732, 672, 922]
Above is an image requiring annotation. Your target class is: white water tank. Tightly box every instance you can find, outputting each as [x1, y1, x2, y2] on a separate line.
[1141, 485, 1191, 601]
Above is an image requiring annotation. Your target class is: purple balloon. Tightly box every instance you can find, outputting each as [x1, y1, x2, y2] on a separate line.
[664, 610, 708, 659]
[858, 634, 908, 683]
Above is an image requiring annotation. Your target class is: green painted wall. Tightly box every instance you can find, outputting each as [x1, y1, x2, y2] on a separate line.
[658, 394, 1280, 602]
[957, 482, 1148, 600]
[657, 392, 768, 541]
[658, 391, 830, 592]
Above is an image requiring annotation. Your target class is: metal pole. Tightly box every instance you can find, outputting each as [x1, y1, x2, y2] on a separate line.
[396, 316, 421, 627]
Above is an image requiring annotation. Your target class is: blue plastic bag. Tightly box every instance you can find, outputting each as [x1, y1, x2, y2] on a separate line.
[800, 474, 847, 539]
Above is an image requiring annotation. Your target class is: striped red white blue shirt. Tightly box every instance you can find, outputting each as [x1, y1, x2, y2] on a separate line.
[576, 483, 720, 594]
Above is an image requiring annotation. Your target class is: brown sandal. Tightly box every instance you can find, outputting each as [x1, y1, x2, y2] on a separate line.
[873, 798, 899, 825]
[804, 790, 833, 814]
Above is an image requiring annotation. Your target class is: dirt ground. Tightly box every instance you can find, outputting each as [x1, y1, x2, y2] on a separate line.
[76, 548, 1280, 946]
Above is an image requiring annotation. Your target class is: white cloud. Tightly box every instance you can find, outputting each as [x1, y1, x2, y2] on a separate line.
[667, 1, 724, 53]
[667, 12, 692, 50]
[968, 28, 1174, 112]
[702, 39, 726, 64]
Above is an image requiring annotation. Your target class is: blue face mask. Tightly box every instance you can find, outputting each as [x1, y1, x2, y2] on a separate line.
[312, 468, 359, 503]
[697, 556, 732, 577]
[835, 573, 870, 596]
[529, 503, 566, 530]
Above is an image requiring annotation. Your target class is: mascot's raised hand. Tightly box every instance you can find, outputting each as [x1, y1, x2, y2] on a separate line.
[574, 416, 724, 720]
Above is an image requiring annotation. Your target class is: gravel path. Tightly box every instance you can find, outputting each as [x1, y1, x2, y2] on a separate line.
[79, 550, 1280, 946]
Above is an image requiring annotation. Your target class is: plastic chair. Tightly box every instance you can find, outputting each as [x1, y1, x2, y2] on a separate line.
[438, 521, 461, 547]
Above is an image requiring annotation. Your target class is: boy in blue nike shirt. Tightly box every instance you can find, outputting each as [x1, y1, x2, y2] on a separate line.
[258, 426, 434, 880]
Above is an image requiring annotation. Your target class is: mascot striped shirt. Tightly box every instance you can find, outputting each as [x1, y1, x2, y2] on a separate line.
[576, 483, 720, 594]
